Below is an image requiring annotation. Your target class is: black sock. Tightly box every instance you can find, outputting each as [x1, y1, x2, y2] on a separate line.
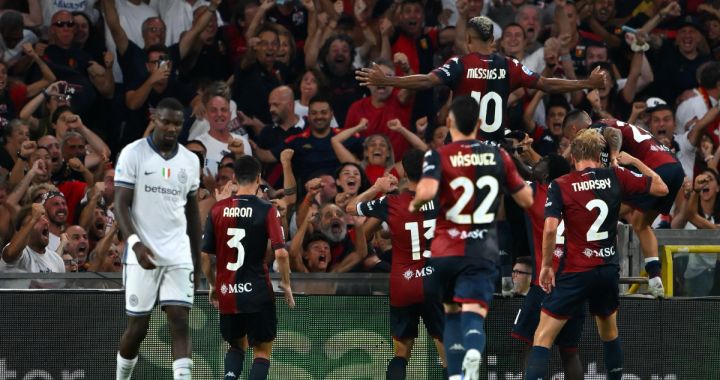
[442, 366, 449, 379]
[645, 259, 661, 278]
[224, 347, 245, 379]
[385, 356, 408, 379]
[248, 358, 270, 380]
[603, 338, 623, 380]
[524, 346, 550, 380]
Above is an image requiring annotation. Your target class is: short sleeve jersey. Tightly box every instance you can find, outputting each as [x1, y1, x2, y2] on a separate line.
[526, 182, 563, 286]
[357, 192, 437, 307]
[114, 137, 201, 266]
[202, 195, 285, 314]
[422, 140, 526, 262]
[590, 119, 678, 169]
[432, 53, 540, 142]
[545, 167, 651, 272]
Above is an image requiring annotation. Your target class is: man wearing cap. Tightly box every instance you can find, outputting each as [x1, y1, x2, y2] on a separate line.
[676, 62, 720, 143]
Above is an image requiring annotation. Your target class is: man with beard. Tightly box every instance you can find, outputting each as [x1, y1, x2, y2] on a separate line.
[41, 191, 68, 254]
[317, 35, 364, 126]
[61, 225, 90, 271]
[1, 203, 65, 273]
[196, 82, 252, 176]
[315, 203, 368, 273]
[344, 60, 414, 158]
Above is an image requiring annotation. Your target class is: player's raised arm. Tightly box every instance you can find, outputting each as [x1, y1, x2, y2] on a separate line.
[534, 66, 608, 94]
[616, 152, 669, 197]
[355, 63, 443, 90]
[346, 174, 398, 216]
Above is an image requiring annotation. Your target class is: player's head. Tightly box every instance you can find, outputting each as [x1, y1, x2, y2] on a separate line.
[152, 97, 184, 150]
[466, 16, 495, 46]
[402, 148, 425, 183]
[562, 109, 592, 140]
[533, 153, 570, 183]
[570, 128, 606, 164]
[302, 232, 331, 272]
[233, 155, 262, 189]
[447, 96, 480, 138]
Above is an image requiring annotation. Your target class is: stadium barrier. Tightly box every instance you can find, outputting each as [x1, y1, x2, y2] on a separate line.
[0, 289, 717, 379]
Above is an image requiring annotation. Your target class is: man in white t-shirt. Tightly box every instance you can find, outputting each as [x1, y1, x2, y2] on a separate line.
[195, 83, 252, 176]
[41, 190, 68, 254]
[41, 0, 100, 27]
[114, 98, 201, 380]
[675, 62, 720, 136]
[0, 203, 65, 274]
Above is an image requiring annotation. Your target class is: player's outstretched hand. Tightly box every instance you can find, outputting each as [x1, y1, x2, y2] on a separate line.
[280, 281, 295, 308]
[539, 266, 555, 293]
[616, 151, 637, 167]
[133, 242, 157, 270]
[374, 174, 398, 193]
[588, 66, 607, 89]
[356, 63, 387, 87]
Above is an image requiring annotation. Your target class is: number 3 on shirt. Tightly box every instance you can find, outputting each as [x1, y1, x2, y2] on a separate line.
[471, 91, 503, 133]
[226, 228, 246, 271]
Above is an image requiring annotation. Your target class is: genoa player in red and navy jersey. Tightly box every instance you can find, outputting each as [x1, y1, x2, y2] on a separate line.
[346, 149, 447, 380]
[410, 96, 533, 380]
[356, 16, 607, 143]
[562, 110, 685, 297]
[201, 156, 295, 380]
[524, 129, 668, 380]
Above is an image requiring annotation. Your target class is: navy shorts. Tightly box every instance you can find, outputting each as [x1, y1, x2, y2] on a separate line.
[390, 301, 444, 340]
[220, 305, 277, 347]
[625, 162, 684, 214]
[426, 256, 499, 308]
[542, 265, 619, 319]
[511, 285, 584, 350]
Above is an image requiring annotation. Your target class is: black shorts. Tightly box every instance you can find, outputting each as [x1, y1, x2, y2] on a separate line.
[220, 305, 277, 347]
[511, 285, 584, 350]
[390, 301, 444, 340]
[542, 265, 619, 319]
[625, 162, 684, 214]
[426, 256, 498, 309]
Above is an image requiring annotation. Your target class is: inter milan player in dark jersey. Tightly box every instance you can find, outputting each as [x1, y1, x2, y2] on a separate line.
[201, 156, 295, 380]
[511, 154, 584, 380]
[410, 96, 533, 380]
[347, 149, 447, 380]
[356, 16, 607, 143]
[524, 129, 668, 380]
[562, 110, 685, 298]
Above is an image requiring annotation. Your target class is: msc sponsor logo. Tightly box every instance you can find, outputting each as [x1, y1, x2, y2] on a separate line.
[220, 282, 253, 295]
[583, 246, 615, 258]
[448, 228, 488, 240]
[402, 266, 435, 280]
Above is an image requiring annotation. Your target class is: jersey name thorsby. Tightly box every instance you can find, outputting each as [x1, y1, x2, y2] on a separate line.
[466, 67, 506, 80]
[571, 178, 612, 192]
[223, 207, 253, 218]
[449, 152, 496, 167]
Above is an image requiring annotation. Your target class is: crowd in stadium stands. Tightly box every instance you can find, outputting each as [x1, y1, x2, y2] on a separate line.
[0, 0, 719, 296]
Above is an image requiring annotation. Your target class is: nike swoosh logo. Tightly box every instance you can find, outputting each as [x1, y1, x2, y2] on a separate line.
[144, 171, 155, 175]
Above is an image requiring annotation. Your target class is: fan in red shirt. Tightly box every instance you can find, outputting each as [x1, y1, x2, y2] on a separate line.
[562, 110, 685, 297]
[525, 128, 669, 380]
[357, 16, 607, 144]
[347, 149, 447, 379]
[410, 96, 533, 379]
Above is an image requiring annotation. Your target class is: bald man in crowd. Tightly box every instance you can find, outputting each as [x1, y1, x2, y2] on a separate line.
[254, 86, 306, 152]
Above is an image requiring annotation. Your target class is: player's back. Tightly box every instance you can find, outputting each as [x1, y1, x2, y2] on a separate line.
[593, 119, 677, 169]
[526, 182, 563, 286]
[547, 167, 650, 272]
[206, 195, 280, 314]
[426, 140, 525, 262]
[385, 192, 437, 307]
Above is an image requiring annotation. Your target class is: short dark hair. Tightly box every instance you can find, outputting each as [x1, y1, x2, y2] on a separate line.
[233, 155, 262, 185]
[145, 44, 170, 58]
[450, 96, 480, 135]
[698, 62, 720, 89]
[515, 256, 533, 270]
[545, 153, 571, 182]
[51, 106, 73, 125]
[546, 95, 571, 114]
[502, 22, 526, 39]
[467, 16, 495, 42]
[156, 97, 184, 113]
[309, 95, 331, 108]
[562, 109, 588, 131]
[402, 148, 425, 182]
[303, 231, 330, 252]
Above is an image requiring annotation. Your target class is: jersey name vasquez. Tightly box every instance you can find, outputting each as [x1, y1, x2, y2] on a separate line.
[571, 178, 612, 192]
[449, 152, 497, 167]
[465, 67, 507, 80]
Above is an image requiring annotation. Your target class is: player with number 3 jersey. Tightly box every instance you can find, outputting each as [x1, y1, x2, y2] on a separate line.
[356, 16, 607, 143]
[410, 97, 533, 380]
[201, 156, 294, 380]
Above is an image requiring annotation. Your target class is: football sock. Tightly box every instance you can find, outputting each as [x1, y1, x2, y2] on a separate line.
[603, 338, 623, 380]
[385, 356, 408, 379]
[524, 346, 549, 380]
[116, 352, 137, 380]
[172, 357, 192, 380]
[461, 312, 486, 353]
[443, 312, 464, 377]
[442, 366, 449, 379]
[645, 257, 661, 278]
[248, 358, 270, 380]
[224, 347, 245, 379]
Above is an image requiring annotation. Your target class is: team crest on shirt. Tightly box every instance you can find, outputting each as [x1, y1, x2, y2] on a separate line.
[129, 294, 138, 307]
[178, 169, 188, 184]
